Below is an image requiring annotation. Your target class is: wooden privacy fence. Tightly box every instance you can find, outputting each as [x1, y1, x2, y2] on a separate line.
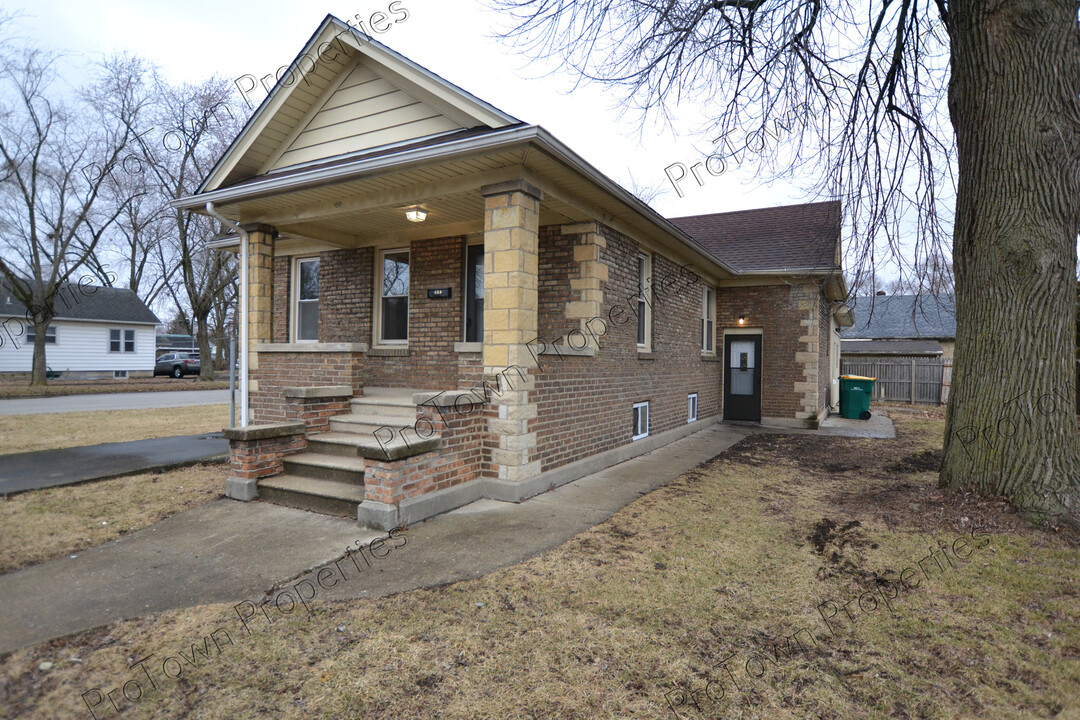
[840, 356, 953, 405]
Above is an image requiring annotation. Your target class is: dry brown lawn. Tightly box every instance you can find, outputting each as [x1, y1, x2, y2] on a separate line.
[0, 405, 229, 455]
[0, 463, 224, 574]
[1, 414, 1078, 719]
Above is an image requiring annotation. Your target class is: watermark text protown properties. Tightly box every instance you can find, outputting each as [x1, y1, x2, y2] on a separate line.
[79, 529, 407, 719]
[371, 261, 701, 453]
[234, 2, 411, 110]
[663, 526, 992, 718]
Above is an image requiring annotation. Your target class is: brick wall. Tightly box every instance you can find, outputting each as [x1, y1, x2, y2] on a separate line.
[271, 239, 474, 393]
[320, 247, 372, 343]
[362, 403, 489, 505]
[538, 226, 576, 340]
[285, 394, 353, 434]
[716, 284, 800, 419]
[364, 236, 465, 390]
[228, 433, 306, 480]
[530, 223, 723, 473]
[251, 352, 363, 424]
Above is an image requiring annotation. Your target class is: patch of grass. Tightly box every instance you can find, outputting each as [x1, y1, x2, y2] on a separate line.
[0, 404, 229, 455]
[2, 412, 1078, 719]
[0, 378, 229, 399]
[0, 463, 224, 574]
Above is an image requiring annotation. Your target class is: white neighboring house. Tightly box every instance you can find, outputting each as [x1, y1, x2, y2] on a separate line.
[0, 282, 161, 379]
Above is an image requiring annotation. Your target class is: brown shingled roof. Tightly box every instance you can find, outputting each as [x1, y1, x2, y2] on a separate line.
[668, 200, 841, 274]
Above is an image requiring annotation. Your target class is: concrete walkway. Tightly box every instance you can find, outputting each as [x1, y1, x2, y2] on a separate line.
[0, 415, 895, 654]
[0, 433, 229, 495]
[0, 421, 759, 654]
[0, 389, 229, 415]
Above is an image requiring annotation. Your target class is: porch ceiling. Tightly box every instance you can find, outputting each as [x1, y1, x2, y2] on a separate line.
[189, 126, 736, 283]
[217, 149, 583, 247]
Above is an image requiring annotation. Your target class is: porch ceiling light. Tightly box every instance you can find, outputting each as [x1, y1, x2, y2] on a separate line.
[404, 206, 428, 223]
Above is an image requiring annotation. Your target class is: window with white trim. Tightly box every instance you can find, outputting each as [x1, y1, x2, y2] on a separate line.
[110, 328, 135, 353]
[701, 286, 715, 353]
[632, 401, 650, 440]
[688, 393, 698, 423]
[637, 253, 651, 348]
[294, 257, 320, 342]
[380, 249, 410, 343]
[26, 326, 56, 344]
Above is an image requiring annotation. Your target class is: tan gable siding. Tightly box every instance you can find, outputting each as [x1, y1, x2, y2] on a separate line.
[269, 60, 464, 172]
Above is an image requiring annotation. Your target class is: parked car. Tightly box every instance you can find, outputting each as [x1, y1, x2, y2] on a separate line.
[154, 352, 201, 378]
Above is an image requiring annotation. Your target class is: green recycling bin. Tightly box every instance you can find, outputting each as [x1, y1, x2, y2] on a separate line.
[839, 375, 876, 420]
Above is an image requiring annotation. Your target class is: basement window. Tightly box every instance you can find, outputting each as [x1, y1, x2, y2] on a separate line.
[688, 393, 698, 423]
[632, 401, 650, 440]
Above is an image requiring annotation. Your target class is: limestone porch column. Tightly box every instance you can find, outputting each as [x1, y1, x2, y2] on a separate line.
[480, 180, 542, 485]
[243, 223, 276, 393]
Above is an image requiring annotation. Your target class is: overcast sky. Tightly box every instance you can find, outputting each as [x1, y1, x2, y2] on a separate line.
[8, 0, 823, 222]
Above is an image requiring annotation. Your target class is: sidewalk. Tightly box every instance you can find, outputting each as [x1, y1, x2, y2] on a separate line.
[0, 433, 228, 495]
[0, 415, 894, 654]
[0, 421, 759, 654]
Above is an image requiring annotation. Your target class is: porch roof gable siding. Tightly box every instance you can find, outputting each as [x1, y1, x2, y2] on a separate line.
[199, 14, 519, 195]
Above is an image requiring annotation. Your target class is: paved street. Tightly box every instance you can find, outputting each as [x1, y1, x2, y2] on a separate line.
[0, 389, 230, 415]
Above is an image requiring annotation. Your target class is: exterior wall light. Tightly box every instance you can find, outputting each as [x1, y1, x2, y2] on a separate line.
[738, 316, 746, 325]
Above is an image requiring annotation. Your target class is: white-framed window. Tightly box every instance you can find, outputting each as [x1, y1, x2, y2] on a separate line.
[110, 328, 135, 353]
[379, 248, 410, 343]
[701, 286, 715, 353]
[26, 326, 57, 344]
[632, 401, 650, 440]
[114, 370, 129, 379]
[637, 253, 651, 349]
[688, 393, 698, 423]
[293, 257, 320, 342]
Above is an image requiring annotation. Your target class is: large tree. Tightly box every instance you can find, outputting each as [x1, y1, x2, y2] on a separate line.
[0, 42, 147, 385]
[491, 0, 1080, 526]
[124, 74, 242, 380]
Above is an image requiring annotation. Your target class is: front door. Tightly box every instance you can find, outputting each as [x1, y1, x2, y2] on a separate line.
[724, 334, 762, 422]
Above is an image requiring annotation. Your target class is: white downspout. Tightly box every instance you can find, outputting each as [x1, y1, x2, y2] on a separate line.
[206, 202, 250, 427]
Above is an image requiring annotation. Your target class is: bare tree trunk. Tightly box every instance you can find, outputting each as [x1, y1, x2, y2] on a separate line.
[195, 312, 214, 382]
[29, 322, 48, 387]
[941, 0, 1080, 527]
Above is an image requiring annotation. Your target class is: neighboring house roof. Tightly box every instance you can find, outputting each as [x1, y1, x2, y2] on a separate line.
[841, 339, 944, 355]
[0, 281, 161, 325]
[843, 295, 955, 339]
[668, 201, 841, 273]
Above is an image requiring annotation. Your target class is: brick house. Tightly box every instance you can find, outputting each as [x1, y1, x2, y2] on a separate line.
[175, 16, 850, 529]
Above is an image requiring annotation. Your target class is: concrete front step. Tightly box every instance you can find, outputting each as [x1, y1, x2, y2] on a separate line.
[331, 412, 423, 431]
[351, 389, 420, 414]
[282, 452, 366, 485]
[257, 475, 366, 517]
[307, 430, 442, 461]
